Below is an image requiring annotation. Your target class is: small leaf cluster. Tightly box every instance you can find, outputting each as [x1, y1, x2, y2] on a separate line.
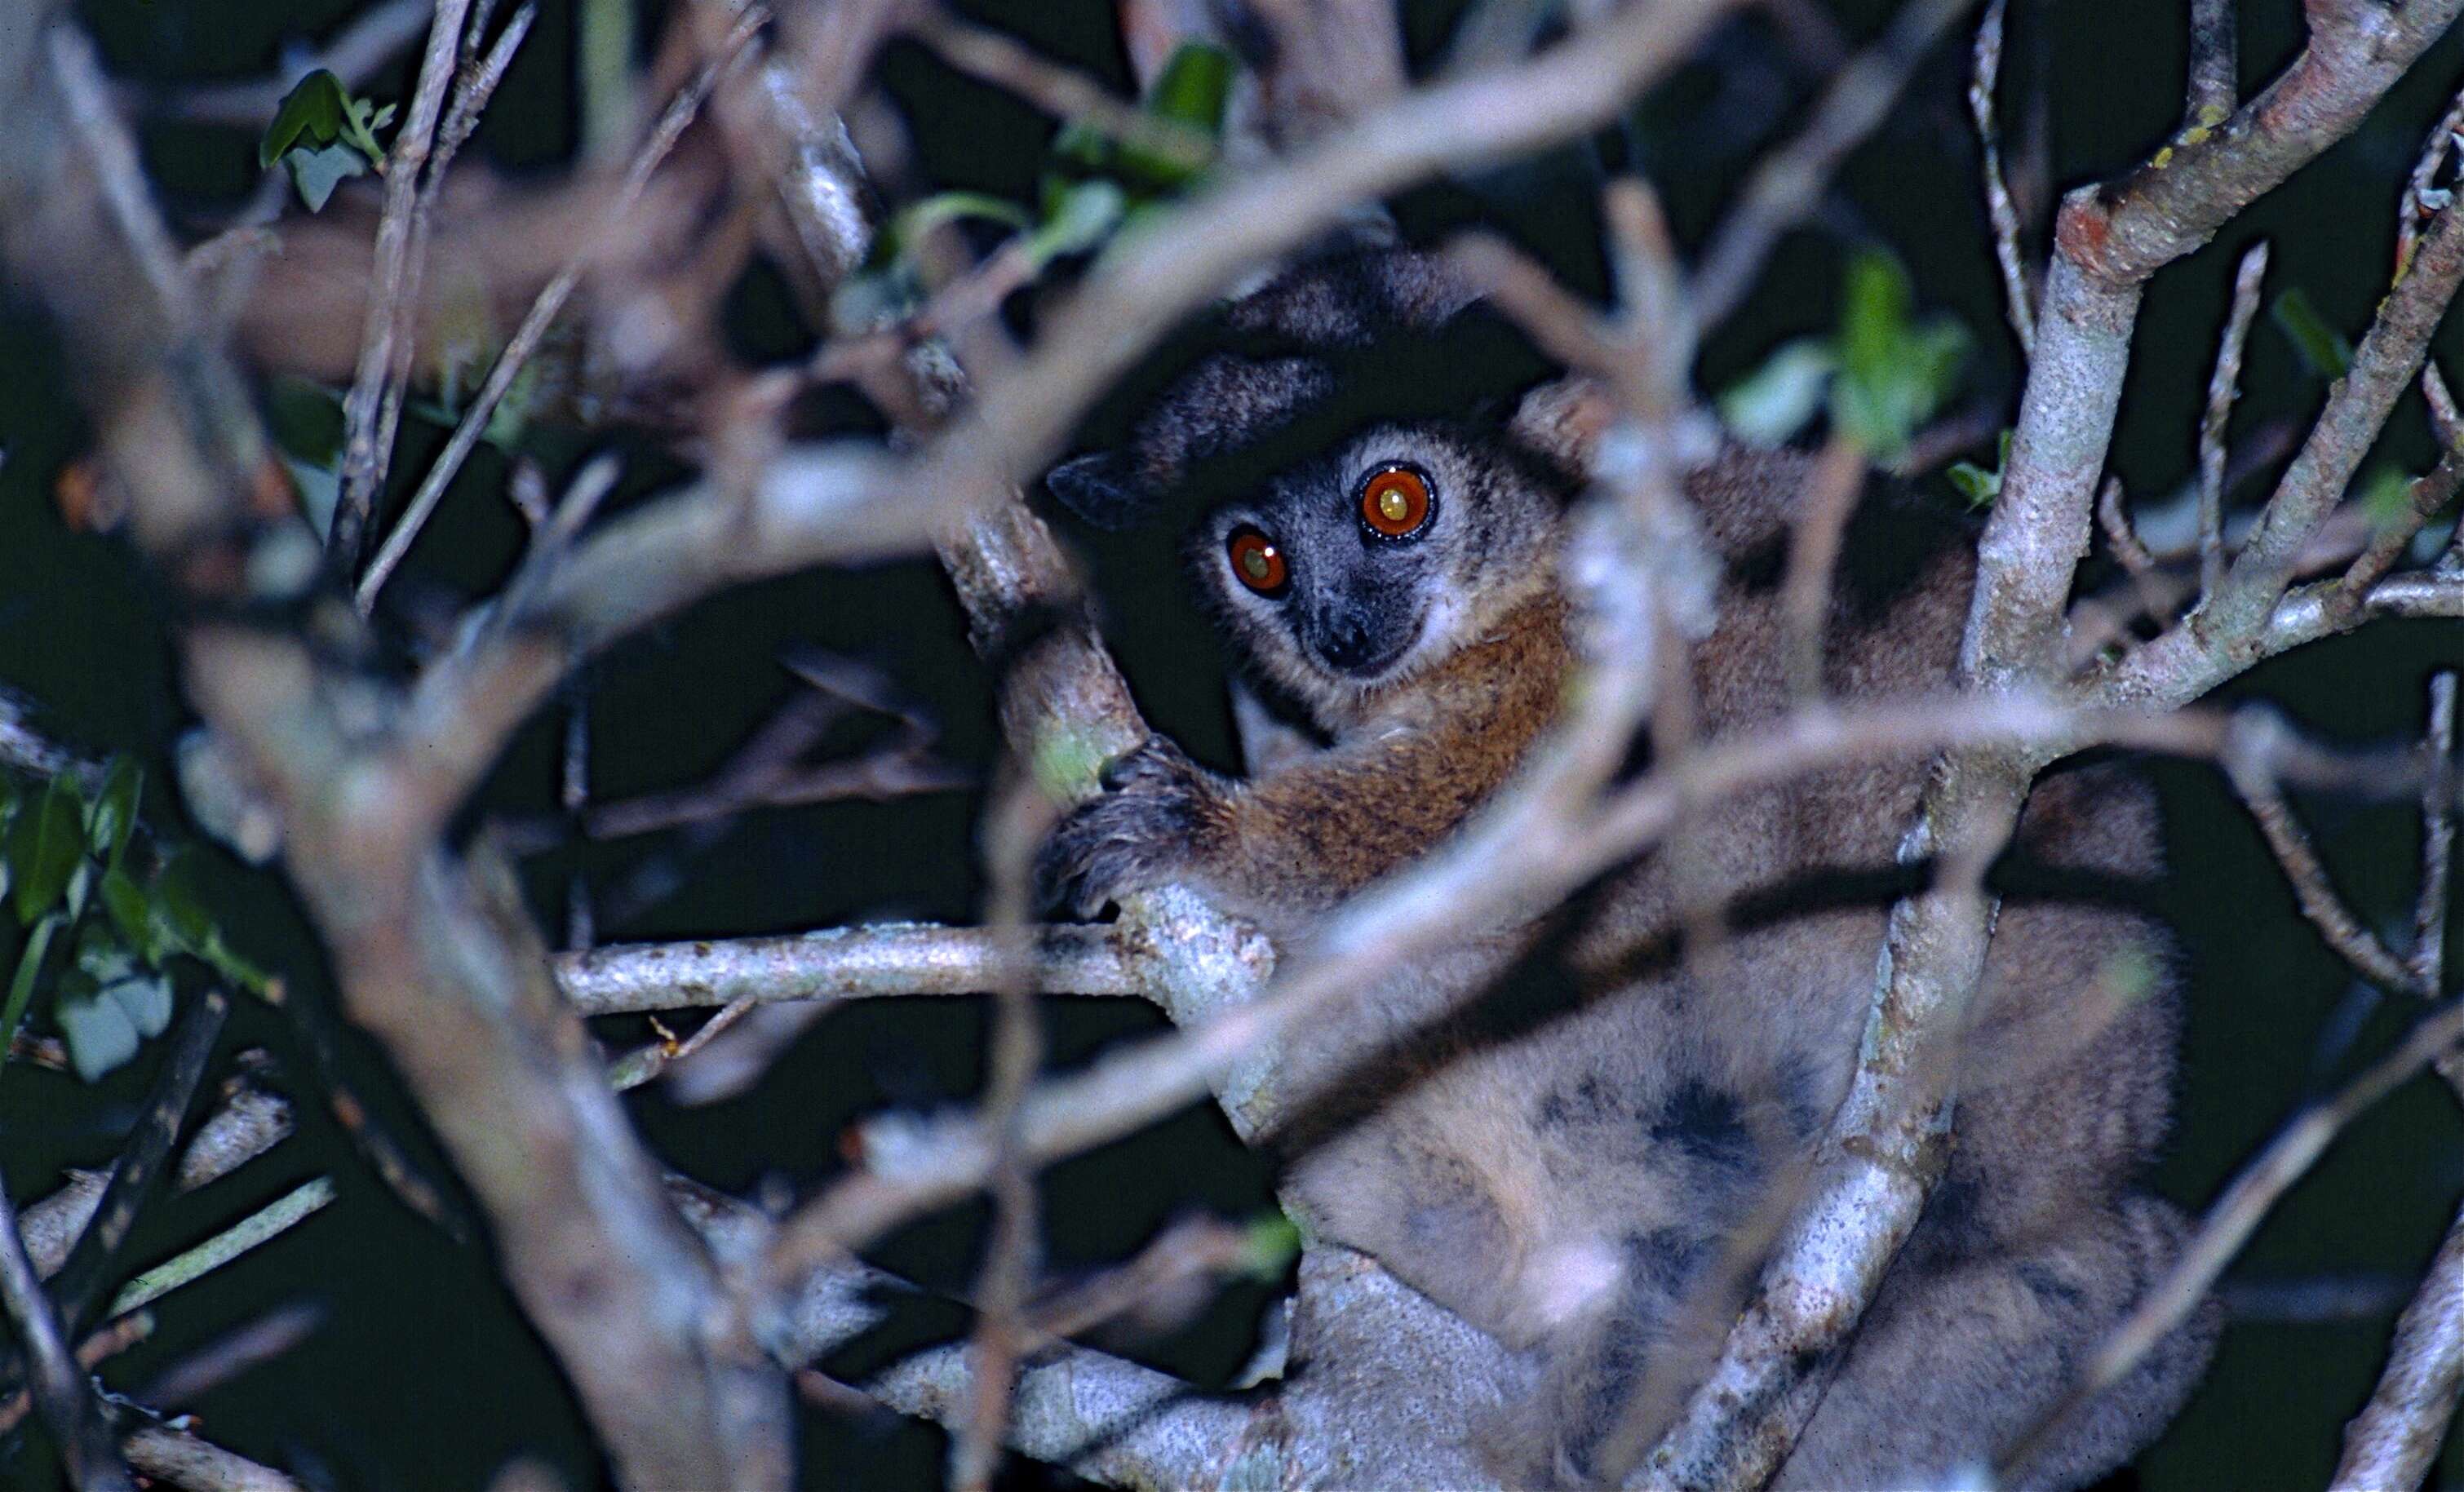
[1719, 249, 1970, 461]
[836, 42, 1234, 328]
[259, 69, 397, 212]
[0, 761, 264, 1083]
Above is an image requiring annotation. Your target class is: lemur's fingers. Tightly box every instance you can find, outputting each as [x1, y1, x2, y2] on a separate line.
[1039, 737, 1214, 916]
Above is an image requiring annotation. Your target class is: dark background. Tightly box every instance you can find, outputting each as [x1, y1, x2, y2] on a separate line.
[2, 1, 2460, 1486]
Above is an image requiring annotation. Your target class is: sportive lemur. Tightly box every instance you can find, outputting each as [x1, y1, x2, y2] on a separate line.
[1037, 246, 2218, 1489]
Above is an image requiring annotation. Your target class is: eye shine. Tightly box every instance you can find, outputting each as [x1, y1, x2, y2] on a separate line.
[1228, 526, 1289, 595]
[1360, 465, 1434, 538]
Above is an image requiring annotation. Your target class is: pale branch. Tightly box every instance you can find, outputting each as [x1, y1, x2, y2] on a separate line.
[328, 0, 476, 570]
[1969, 0, 2034, 356]
[397, 0, 1749, 847]
[104, 1179, 335, 1322]
[556, 923, 1147, 1015]
[120, 1424, 303, 1492]
[761, 693, 2307, 1285]
[2001, 976, 2464, 1481]
[22, 1083, 293, 1280]
[1693, 0, 1979, 330]
[673, 1180, 1251, 1490]
[357, 0, 538, 534]
[950, 781, 1061, 1492]
[47, 989, 231, 1340]
[1986, 0, 2463, 697]
[2333, 1195, 2464, 1487]
[354, 9, 764, 613]
[2211, 203, 2464, 641]
[2198, 240, 2270, 599]
[2223, 712, 2424, 996]
[1641, 13, 2464, 1481]
[0, 1173, 131, 1492]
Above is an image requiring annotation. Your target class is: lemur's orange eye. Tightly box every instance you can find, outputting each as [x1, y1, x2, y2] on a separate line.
[1227, 526, 1289, 595]
[1359, 465, 1433, 538]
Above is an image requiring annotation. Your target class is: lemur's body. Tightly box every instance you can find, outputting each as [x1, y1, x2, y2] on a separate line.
[1043, 250, 2216, 1488]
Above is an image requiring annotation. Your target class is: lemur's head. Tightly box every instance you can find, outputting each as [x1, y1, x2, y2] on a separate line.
[1046, 248, 1578, 715]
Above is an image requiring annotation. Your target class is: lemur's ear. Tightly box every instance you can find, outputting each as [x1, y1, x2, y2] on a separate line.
[1044, 450, 1152, 530]
[1509, 376, 1615, 479]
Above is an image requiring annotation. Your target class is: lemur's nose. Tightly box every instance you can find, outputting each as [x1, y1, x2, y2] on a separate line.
[1314, 614, 1382, 672]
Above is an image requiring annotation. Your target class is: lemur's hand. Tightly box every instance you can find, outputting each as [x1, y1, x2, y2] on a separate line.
[1038, 735, 1228, 918]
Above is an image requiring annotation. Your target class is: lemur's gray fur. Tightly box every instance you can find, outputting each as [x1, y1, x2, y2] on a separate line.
[1039, 247, 2218, 1489]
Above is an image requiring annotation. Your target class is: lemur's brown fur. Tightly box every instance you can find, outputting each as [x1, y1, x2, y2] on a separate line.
[1041, 248, 2217, 1489]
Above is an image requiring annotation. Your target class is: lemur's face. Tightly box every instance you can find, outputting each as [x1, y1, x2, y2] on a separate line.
[1190, 422, 1558, 705]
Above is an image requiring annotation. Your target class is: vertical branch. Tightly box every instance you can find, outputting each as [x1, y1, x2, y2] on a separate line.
[1970, 0, 2035, 356]
[329, 0, 476, 568]
[0, 1175, 131, 1492]
[2198, 241, 2269, 600]
[2417, 671, 2457, 995]
[2184, 0, 2239, 128]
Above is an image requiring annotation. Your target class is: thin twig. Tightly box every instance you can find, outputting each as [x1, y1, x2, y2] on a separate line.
[47, 989, 231, 1338]
[1780, 432, 1871, 698]
[607, 1001, 756, 1091]
[1694, 0, 1980, 329]
[1968, 0, 2033, 356]
[2199, 240, 2270, 599]
[329, 0, 476, 568]
[361, 1, 541, 525]
[2399, 82, 2464, 281]
[949, 777, 1059, 1492]
[2333, 1191, 2464, 1490]
[2097, 474, 2157, 577]
[23, 1080, 293, 1279]
[355, 10, 766, 613]
[105, 1179, 337, 1320]
[2325, 446, 2464, 631]
[2418, 671, 2458, 997]
[0, 1312, 154, 1438]
[0, 1174, 131, 1492]
[121, 1424, 303, 1492]
[2222, 713, 2422, 996]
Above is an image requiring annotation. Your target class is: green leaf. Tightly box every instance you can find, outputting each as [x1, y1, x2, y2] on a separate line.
[284, 140, 370, 213]
[260, 69, 351, 169]
[99, 866, 162, 966]
[12, 777, 86, 924]
[1024, 180, 1126, 268]
[153, 851, 215, 952]
[1717, 339, 1837, 447]
[1145, 42, 1234, 133]
[1944, 427, 2014, 509]
[1946, 462, 2001, 507]
[2272, 287, 2351, 379]
[89, 755, 141, 867]
[0, 912, 61, 1056]
[58, 985, 140, 1083]
[1828, 250, 1968, 458]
